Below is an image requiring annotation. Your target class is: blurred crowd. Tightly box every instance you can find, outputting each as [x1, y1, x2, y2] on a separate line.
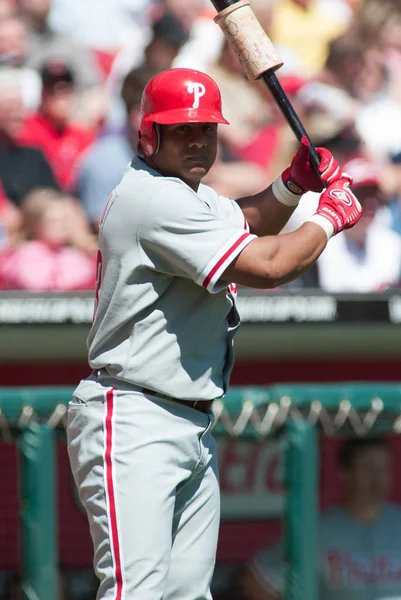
[0, 0, 401, 292]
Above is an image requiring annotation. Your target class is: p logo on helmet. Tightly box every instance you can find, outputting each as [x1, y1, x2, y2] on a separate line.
[139, 68, 229, 157]
[187, 82, 206, 109]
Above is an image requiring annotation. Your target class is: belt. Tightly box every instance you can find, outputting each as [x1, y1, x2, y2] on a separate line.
[139, 386, 214, 414]
[93, 371, 213, 414]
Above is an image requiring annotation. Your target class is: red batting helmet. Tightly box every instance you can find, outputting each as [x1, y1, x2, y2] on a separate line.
[139, 68, 229, 156]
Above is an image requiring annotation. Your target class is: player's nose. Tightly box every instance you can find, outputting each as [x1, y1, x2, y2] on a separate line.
[188, 138, 207, 149]
[188, 128, 208, 148]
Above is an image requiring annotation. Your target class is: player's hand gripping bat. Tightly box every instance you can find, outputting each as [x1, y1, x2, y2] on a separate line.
[210, 0, 323, 181]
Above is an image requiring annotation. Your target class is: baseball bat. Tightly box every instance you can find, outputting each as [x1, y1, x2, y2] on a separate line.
[210, 0, 322, 180]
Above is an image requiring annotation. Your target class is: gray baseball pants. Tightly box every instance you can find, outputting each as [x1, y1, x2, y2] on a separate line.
[67, 376, 220, 600]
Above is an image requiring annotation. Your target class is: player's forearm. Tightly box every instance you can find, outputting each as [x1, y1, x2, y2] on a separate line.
[237, 185, 297, 237]
[222, 222, 327, 289]
[252, 223, 327, 288]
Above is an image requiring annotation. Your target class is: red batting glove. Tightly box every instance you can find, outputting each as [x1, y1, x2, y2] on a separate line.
[307, 176, 363, 239]
[273, 136, 341, 207]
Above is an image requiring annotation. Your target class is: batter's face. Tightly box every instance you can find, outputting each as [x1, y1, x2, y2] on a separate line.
[149, 123, 218, 191]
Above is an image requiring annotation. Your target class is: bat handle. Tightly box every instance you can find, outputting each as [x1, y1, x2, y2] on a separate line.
[261, 71, 325, 186]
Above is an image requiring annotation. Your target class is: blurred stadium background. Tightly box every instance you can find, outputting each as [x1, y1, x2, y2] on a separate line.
[1, 0, 401, 598]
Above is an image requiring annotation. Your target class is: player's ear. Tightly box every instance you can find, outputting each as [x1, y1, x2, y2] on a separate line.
[137, 134, 144, 157]
[154, 124, 161, 155]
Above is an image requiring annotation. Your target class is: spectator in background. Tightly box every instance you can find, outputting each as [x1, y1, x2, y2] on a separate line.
[0, 188, 96, 291]
[76, 66, 154, 230]
[320, 30, 368, 99]
[376, 152, 401, 237]
[142, 10, 189, 71]
[356, 0, 401, 105]
[269, 0, 351, 77]
[171, 3, 224, 74]
[18, 0, 102, 91]
[316, 156, 401, 292]
[0, 15, 41, 110]
[303, 27, 401, 161]
[351, 2, 401, 161]
[47, 0, 151, 52]
[0, 178, 22, 251]
[295, 81, 358, 149]
[305, 126, 363, 171]
[18, 60, 94, 190]
[0, 66, 58, 207]
[240, 437, 401, 600]
[106, 10, 189, 130]
[163, 0, 205, 32]
[0, 0, 15, 20]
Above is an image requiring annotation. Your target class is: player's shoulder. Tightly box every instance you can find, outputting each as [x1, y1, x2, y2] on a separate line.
[198, 183, 246, 224]
[121, 157, 209, 215]
[198, 182, 232, 205]
[127, 156, 193, 193]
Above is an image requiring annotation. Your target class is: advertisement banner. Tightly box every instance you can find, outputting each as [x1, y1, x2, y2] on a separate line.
[218, 438, 284, 519]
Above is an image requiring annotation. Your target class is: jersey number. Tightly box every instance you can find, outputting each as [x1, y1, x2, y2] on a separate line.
[93, 249, 103, 320]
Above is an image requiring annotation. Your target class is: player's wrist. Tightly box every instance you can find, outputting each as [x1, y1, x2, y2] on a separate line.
[272, 172, 303, 207]
[306, 214, 335, 240]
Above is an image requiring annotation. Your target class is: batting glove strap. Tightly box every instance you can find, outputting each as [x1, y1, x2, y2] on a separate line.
[272, 174, 303, 207]
[306, 214, 335, 241]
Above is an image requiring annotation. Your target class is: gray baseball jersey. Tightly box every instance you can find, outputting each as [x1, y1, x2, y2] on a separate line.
[69, 154, 256, 599]
[87, 155, 256, 400]
[250, 504, 401, 600]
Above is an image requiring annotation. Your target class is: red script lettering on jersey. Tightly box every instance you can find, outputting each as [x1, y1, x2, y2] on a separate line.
[93, 249, 103, 320]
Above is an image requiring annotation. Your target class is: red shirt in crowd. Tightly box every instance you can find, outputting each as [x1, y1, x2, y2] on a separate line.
[0, 241, 96, 291]
[18, 113, 94, 189]
[0, 179, 7, 216]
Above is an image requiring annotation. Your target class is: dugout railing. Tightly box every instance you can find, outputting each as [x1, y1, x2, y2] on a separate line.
[3, 384, 401, 600]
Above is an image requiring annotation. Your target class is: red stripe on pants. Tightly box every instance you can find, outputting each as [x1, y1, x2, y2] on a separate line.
[105, 388, 123, 599]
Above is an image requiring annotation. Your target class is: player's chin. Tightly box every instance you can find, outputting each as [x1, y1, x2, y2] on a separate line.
[190, 165, 208, 175]
[186, 165, 210, 182]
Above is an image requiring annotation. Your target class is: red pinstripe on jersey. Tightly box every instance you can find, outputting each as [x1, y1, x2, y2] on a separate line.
[105, 388, 124, 599]
[202, 232, 250, 289]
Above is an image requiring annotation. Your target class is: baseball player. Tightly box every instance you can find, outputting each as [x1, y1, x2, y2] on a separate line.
[241, 437, 401, 600]
[67, 68, 362, 600]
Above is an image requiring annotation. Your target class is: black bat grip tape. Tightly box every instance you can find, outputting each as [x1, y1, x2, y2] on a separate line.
[262, 72, 323, 183]
[210, 0, 239, 9]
